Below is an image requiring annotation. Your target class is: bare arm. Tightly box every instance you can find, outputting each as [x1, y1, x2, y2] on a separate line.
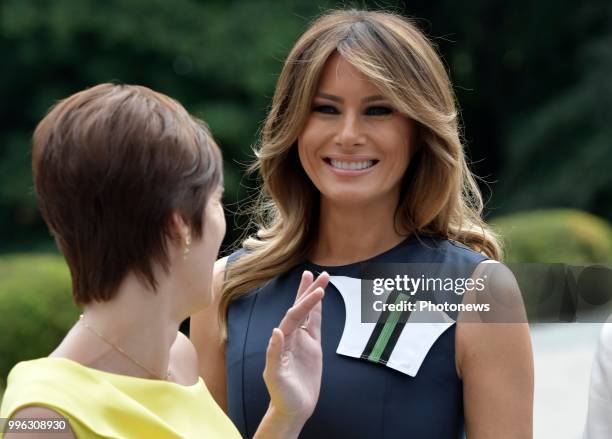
[4, 406, 76, 439]
[190, 256, 229, 411]
[457, 261, 534, 439]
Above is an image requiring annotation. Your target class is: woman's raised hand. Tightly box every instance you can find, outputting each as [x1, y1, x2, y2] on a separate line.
[262, 270, 329, 425]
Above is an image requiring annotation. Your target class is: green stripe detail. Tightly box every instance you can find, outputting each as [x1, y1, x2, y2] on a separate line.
[367, 293, 409, 363]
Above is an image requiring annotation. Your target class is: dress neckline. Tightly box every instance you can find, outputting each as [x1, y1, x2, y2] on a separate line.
[39, 356, 204, 391]
[303, 234, 417, 272]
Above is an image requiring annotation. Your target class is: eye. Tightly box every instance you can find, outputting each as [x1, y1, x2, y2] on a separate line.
[365, 106, 393, 116]
[313, 105, 339, 115]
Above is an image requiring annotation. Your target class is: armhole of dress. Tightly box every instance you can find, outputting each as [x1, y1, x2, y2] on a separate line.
[225, 248, 247, 281]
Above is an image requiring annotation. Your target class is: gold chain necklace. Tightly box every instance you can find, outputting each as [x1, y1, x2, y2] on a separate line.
[79, 315, 170, 381]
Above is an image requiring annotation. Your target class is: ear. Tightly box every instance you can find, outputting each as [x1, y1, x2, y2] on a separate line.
[168, 211, 190, 243]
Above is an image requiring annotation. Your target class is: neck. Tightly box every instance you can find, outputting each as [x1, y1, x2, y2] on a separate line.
[77, 272, 182, 380]
[310, 191, 409, 266]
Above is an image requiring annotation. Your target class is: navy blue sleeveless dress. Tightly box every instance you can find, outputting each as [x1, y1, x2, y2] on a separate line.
[226, 235, 487, 438]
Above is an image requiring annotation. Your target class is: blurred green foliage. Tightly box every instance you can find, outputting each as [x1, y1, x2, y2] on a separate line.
[492, 209, 612, 263]
[0, 253, 78, 390]
[1, 0, 611, 252]
[1, 0, 611, 407]
[493, 210, 612, 323]
[0, 0, 337, 250]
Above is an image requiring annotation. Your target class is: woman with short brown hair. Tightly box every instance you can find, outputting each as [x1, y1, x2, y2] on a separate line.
[1, 83, 328, 438]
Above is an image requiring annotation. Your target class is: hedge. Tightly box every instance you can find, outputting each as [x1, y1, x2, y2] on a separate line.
[491, 209, 612, 264]
[491, 209, 612, 322]
[0, 253, 79, 393]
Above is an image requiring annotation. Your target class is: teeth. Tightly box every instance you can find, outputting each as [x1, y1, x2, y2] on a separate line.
[330, 159, 375, 170]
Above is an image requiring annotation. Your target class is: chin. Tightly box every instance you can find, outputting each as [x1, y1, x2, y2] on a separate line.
[323, 190, 378, 206]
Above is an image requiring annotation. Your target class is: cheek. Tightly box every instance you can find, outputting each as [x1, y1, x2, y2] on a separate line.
[202, 205, 226, 250]
[378, 131, 409, 161]
[298, 118, 325, 161]
[395, 138, 412, 168]
[297, 133, 317, 178]
[388, 122, 414, 167]
[218, 214, 227, 241]
[210, 207, 226, 244]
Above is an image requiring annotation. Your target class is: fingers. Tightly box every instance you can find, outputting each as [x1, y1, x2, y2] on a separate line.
[264, 327, 285, 379]
[307, 295, 324, 340]
[279, 287, 325, 335]
[278, 271, 329, 338]
[295, 270, 314, 302]
[295, 271, 329, 306]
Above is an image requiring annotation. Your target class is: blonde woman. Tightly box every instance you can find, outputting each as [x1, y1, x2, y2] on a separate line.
[0, 83, 329, 439]
[192, 9, 533, 439]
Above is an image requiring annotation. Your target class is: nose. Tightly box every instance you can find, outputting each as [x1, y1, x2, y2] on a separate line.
[334, 111, 366, 148]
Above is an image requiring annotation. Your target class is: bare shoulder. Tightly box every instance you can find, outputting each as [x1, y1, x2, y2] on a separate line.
[213, 256, 229, 289]
[9, 405, 66, 419]
[189, 256, 230, 409]
[191, 256, 229, 339]
[471, 260, 521, 294]
[456, 260, 531, 375]
[170, 331, 199, 385]
[455, 260, 534, 437]
[459, 260, 527, 324]
[4, 406, 76, 439]
[172, 331, 198, 361]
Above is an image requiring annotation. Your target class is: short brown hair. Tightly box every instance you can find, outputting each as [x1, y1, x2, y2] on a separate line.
[32, 83, 223, 305]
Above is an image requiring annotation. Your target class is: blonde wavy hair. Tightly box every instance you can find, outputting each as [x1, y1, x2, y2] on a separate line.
[219, 9, 502, 336]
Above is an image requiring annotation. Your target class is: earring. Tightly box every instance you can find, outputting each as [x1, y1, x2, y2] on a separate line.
[183, 232, 192, 260]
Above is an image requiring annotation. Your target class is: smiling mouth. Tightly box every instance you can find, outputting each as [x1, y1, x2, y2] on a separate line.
[324, 158, 379, 171]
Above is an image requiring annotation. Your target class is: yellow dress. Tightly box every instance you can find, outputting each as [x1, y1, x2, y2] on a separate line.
[0, 357, 242, 438]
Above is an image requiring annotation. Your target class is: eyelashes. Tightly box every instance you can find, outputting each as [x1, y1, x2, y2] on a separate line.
[312, 105, 338, 115]
[365, 106, 393, 116]
[312, 104, 394, 116]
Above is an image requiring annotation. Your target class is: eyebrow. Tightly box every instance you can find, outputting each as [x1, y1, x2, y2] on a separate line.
[315, 93, 387, 103]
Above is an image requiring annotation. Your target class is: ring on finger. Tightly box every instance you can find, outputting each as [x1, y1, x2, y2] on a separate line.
[300, 313, 311, 330]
